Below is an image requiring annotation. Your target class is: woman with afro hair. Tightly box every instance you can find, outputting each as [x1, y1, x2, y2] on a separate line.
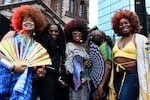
[109, 9, 150, 100]
[0, 5, 46, 100]
[64, 19, 92, 100]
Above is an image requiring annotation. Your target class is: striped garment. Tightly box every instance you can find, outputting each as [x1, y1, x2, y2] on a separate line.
[99, 42, 112, 61]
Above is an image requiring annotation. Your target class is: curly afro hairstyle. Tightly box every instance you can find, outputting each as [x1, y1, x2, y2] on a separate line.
[112, 9, 142, 36]
[11, 4, 46, 34]
[64, 19, 88, 43]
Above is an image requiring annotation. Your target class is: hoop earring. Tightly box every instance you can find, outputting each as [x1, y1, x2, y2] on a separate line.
[80, 40, 83, 43]
[32, 32, 36, 36]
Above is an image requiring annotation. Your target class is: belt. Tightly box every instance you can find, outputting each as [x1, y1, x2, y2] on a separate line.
[114, 61, 136, 72]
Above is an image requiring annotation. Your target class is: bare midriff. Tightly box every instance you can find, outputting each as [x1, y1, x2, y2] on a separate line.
[114, 57, 137, 71]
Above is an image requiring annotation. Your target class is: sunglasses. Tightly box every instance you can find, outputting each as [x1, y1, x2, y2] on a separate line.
[23, 18, 34, 22]
[49, 30, 59, 33]
[72, 32, 83, 35]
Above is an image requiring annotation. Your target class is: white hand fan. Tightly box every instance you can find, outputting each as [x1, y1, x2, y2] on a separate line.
[0, 36, 52, 67]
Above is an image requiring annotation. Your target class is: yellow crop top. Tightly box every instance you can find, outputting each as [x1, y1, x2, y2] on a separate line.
[113, 35, 136, 60]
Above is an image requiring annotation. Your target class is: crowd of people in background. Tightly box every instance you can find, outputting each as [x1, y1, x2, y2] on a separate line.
[0, 4, 150, 100]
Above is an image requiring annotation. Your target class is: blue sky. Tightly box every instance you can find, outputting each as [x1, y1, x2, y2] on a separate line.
[89, 0, 98, 28]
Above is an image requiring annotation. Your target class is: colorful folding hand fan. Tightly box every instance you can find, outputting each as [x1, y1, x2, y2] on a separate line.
[0, 36, 52, 67]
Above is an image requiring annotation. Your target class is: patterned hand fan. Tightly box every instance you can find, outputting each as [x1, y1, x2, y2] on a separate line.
[89, 41, 104, 89]
[0, 35, 52, 67]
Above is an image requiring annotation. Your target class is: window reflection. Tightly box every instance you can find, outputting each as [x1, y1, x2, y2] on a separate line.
[4, 0, 11, 4]
[70, 0, 74, 14]
[79, 2, 84, 17]
[4, 0, 28, 4]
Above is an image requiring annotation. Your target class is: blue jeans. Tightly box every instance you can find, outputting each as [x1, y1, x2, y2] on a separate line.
[114, 70, 139, 100]
[0, 93, 10, 100]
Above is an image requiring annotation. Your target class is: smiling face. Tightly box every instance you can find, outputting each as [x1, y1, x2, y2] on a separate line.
[22, 17, 35, 32]
[119, 18, 133, 35]
[48, 24, 59, 40]
[72, 30, 83, 43]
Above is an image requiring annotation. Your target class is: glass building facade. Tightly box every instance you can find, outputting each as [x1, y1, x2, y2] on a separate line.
[146, 0, 150, 14]
[98, 0, 150, 38]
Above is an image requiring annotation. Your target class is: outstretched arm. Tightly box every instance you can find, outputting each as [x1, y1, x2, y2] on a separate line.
[0, 30, 26, 73]
[1, 30, 16, 41]
[0, 58, 26, 73]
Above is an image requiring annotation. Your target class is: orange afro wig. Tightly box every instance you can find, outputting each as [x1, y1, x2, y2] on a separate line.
[11, 4, 46, 34]
[112, 9, 142, 35]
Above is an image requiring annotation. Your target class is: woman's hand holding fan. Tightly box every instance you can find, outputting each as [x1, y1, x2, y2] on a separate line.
[13, 64, 27, 73]
[0, 36, 52, 69]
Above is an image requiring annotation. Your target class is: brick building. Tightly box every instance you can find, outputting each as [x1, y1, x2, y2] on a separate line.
[0, 0, 89, 27]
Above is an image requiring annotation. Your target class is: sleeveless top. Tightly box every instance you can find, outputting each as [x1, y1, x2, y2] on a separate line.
[113, 35, 136, 60]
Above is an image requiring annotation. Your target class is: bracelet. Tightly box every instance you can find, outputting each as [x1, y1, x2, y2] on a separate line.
[0, 58, 14, 71]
